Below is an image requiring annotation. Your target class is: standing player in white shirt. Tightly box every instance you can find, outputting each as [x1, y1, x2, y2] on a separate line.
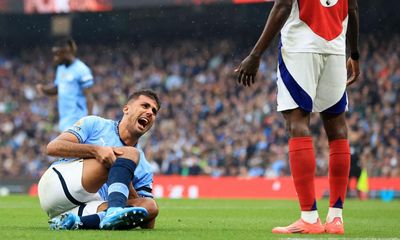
[236, 0, 360, 234]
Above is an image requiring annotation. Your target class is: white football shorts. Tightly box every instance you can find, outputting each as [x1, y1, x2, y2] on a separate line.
[276, 48, 348, 113]
[38, 160, 105, 218]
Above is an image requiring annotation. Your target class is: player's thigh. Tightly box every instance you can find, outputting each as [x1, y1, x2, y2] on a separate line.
[276, 50, 323, 112]
[38, 165, 75, 218]
[38, 160, 103, 218]
[314, 54, 347, 113]
[81, 158, 109, 193]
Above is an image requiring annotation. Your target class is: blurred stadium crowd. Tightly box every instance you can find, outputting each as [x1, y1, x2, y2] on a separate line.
[0, 34, 399, 179]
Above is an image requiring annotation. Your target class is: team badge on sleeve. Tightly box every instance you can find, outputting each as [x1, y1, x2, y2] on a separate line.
[72, 119, 84, 131]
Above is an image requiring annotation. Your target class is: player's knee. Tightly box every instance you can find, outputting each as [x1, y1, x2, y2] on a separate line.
[286, 121, 310, 137]
[326, 125, 348, 141]
[283, 109, 310, 137]
[117, 147, 140, 163]
[134, 198, 159, 219]
[321, 112, 348, 140]
[126, 198, 158, 219]
[145, 199, 159, 219]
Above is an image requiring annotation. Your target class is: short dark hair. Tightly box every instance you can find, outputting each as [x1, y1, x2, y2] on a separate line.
[127, 89, 161, 110]
[53, 37, 77, 55]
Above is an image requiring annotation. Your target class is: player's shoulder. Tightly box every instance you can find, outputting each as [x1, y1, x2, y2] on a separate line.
[73, 59, 91, 71]
[77, 115, 111, 126]
[55, 64, 64, 72]
[79, 115, 102, 121]
[73, 115, 115, 135]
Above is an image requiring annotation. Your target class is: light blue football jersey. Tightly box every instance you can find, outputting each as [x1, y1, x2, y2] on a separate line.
[55, 115, 154, 198]
[54, 59, 94, 131]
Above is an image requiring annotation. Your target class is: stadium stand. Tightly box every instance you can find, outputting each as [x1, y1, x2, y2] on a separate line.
[0, 34, 398, 179]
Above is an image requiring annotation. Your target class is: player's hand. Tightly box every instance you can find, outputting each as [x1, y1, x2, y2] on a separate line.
[36, 84, 44, 96]
[346, 57, 360, 86]
[235, 54, 261, 87]
[94, 146, 121, 168]
[112, 147, 124, 156]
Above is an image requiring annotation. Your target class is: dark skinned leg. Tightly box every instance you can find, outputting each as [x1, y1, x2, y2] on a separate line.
[282, 108, 311, 137]
[320, 112, 347, 141]
[321, 112, 350, 216]
[282, 108, 318, 217]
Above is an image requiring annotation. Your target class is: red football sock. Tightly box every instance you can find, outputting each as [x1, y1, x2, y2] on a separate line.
[329, 139, 350, 208]
[289, 137, 317, 211]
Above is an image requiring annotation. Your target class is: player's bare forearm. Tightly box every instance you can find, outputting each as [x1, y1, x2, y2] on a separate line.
[347, 0, 359, 54]
[46, 132, 98, 159]
[346, 0, 360, 86]
[47, 132, 121, 166]
[236, 0, 292, 87]
[47, 140, 98, 159]
[250, 0, 292, 56]
[40, 84, 58, 95]
[83, 87, 94, 115]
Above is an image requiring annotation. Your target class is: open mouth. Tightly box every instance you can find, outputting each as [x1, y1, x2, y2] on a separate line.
[138, 117, 150, 129]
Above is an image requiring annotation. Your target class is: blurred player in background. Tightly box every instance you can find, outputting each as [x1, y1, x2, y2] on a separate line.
[38, 90, 160, 230]
[236, 0, 359, 235]
[36, 38, 94, 131]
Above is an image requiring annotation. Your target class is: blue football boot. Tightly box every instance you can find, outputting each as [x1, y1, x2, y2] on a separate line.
[49, 212, 82, 230]
[99, 207, 148, 230]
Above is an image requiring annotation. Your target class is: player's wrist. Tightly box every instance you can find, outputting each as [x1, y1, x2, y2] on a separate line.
[91, 145, 103, 158]
[350, 51, 360, 61]
[249, 51, 262, 58]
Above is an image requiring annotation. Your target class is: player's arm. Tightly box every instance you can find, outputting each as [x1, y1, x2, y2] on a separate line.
[236, 0, 293, 87]
[78, 64, 94, 114]
[246, 0, 292, 59]
[83, 87, 94, 115]
[36, 83, 58, 95]
[46, 132, 122, 167]
[346, 0, 360, 86]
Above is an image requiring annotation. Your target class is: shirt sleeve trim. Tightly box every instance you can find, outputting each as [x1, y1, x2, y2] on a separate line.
[65, 129, 84, 143]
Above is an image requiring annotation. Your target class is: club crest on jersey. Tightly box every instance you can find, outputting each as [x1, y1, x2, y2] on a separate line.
[62, 73, 74, 81]
[320, 0, 338, 7]
[74, 119, 84, 127]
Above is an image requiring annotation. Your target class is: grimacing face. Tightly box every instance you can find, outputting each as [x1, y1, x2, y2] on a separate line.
[123, 95, 159, 137]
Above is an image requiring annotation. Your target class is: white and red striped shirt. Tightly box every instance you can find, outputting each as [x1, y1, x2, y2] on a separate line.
[280, 0, 348, 55]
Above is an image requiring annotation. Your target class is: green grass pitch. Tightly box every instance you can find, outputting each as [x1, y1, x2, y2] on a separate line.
[0, 195, 399, 239]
